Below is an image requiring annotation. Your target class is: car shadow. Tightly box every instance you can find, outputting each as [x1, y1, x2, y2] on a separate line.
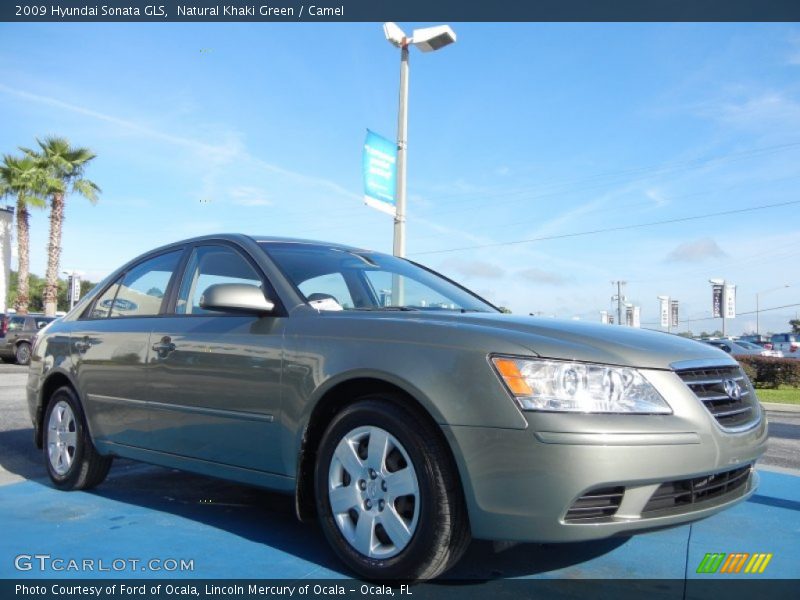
[0, 427, 45, 482]
[74, 462, 349, 576]
[2, 429, 641, 581]
[444, 537, 630, 580]
[94, 467, 635, 581]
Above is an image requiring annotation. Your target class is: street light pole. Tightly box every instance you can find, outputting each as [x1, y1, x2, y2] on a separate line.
[393, 44, 409, 258]
[611, 280, 626, 326]
[756, 294, 760, 336]
[383, 22, 456, 258]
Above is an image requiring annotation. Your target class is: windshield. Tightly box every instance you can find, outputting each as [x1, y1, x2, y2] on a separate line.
[259, 242, 497, 313]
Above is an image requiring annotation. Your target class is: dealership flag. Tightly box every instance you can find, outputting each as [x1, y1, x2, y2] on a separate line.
[658, 296, 669, 328]
[712, 283, 724, 318]
[68, 275, 81, 303]
[671, 300, 679, 328]
[724, 284, 736, 319]
[362, 130, 397, 216]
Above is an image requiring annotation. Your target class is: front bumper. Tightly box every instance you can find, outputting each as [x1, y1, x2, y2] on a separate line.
[442, 367, 769, 542]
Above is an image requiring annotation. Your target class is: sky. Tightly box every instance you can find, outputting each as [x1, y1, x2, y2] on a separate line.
[0, 22, 799, 335]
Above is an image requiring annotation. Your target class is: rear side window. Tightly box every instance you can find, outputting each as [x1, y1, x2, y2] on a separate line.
[89, 250, 183, 319]
[8, 316, 25, 331]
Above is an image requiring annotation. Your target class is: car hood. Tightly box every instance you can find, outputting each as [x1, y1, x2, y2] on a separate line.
[389, 312, 734, 370]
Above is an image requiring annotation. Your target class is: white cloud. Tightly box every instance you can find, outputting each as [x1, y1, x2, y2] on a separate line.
[645, 188, 669, 208]
[517, 267, 568, 286]
[0, 83, 359, 202]
[702, 91, 800, 133]
[228, 186, 272, 207]
[441, 258, 506, 279]
[666, 237, 727, 263]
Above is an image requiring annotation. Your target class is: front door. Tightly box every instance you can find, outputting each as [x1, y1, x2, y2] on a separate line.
[146, 243, 285, 474]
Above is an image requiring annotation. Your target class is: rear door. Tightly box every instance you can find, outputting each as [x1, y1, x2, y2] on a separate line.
[146, 243, 286, 474]
[75, 249, 185, 449]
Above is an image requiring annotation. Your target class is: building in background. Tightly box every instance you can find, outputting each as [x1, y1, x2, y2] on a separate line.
[0, 206, 13, 313]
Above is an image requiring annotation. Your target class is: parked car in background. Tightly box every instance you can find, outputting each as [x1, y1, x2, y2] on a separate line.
[26, 234, 768, 579]
[737, 334, 774, 350]
[703, 339, 783, 358]
[0, 313, 56, 365]
[770, 333, 799, 358]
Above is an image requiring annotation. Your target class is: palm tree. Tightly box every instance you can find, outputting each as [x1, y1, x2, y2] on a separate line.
[0, 155, 47, 315]
[25, 138, 100, 316]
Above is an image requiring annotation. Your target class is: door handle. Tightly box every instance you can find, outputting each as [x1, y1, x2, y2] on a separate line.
[152, 337, 176, 358]
[74, 338, 92, 354]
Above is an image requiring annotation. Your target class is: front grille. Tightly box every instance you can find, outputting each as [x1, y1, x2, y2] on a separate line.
[565, 486, 624, 522]
[675, 365, 758, 430]
[642, 465, 752, 516]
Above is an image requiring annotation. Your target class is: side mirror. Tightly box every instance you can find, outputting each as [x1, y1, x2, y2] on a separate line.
[199, 283, 275, 315]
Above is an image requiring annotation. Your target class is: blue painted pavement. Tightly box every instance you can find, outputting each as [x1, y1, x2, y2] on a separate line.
[0, 466, 797, 580]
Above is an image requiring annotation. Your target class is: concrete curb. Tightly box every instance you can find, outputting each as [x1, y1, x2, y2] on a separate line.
[762, 401, 800, 413]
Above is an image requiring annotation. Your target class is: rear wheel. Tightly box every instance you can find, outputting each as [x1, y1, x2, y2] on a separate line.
[15, 342, 31, 366]
[315, 396, 470, 580]
[44, 386, 112, 490]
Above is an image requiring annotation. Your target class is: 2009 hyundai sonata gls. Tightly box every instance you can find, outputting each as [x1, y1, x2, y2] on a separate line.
[28, 234, 767, 579]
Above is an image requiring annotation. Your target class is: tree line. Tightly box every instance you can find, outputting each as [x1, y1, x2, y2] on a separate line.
[5, 270, 98, 314]
[0, 137, 99, 316]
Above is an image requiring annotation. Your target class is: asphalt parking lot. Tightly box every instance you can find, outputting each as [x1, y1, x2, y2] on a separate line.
[1, 362, 798, 587]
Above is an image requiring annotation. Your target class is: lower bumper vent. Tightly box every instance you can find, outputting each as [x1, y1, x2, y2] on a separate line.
[565, 486, 624, 522]
[642, 465, 752, 516]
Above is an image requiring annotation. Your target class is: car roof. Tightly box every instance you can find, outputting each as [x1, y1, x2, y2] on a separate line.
[148, 234, 372, 255]
[251, 236, 373, 253]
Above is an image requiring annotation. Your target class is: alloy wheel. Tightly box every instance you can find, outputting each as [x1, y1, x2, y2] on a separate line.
[327, 425, 420, 558]
[47, 400, 77, 476]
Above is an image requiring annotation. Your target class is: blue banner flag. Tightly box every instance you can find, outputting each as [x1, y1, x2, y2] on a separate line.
[363, 130, 397, 216]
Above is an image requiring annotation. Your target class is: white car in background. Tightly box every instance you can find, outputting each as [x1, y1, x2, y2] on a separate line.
[770, 333, 799, 358]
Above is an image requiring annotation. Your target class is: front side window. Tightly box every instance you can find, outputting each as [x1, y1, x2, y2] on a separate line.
[8, 316, 25, 331]
[260, 242, 496, 313]
[175, 245, 263, 315]
[90, 279, 122, 319]
[90, 250, 182, 319]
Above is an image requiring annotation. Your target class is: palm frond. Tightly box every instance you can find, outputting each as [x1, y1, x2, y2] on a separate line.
[72, 178, 101, 204]
[36, 136, 98, 180]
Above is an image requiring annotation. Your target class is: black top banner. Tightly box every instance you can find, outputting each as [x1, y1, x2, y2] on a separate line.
[3, 0, 800, 23]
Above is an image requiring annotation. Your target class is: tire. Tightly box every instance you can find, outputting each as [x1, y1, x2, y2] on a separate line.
[15, 342, 31, 366]
[315, 395, 470, 580]
[43, 386, 112, 490]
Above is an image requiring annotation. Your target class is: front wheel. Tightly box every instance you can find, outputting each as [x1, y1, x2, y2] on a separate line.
[44, 386, 112, 490]
[315, 396, 470, 580]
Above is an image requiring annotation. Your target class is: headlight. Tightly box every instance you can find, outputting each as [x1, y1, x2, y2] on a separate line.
[490, 356, 671, 414]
